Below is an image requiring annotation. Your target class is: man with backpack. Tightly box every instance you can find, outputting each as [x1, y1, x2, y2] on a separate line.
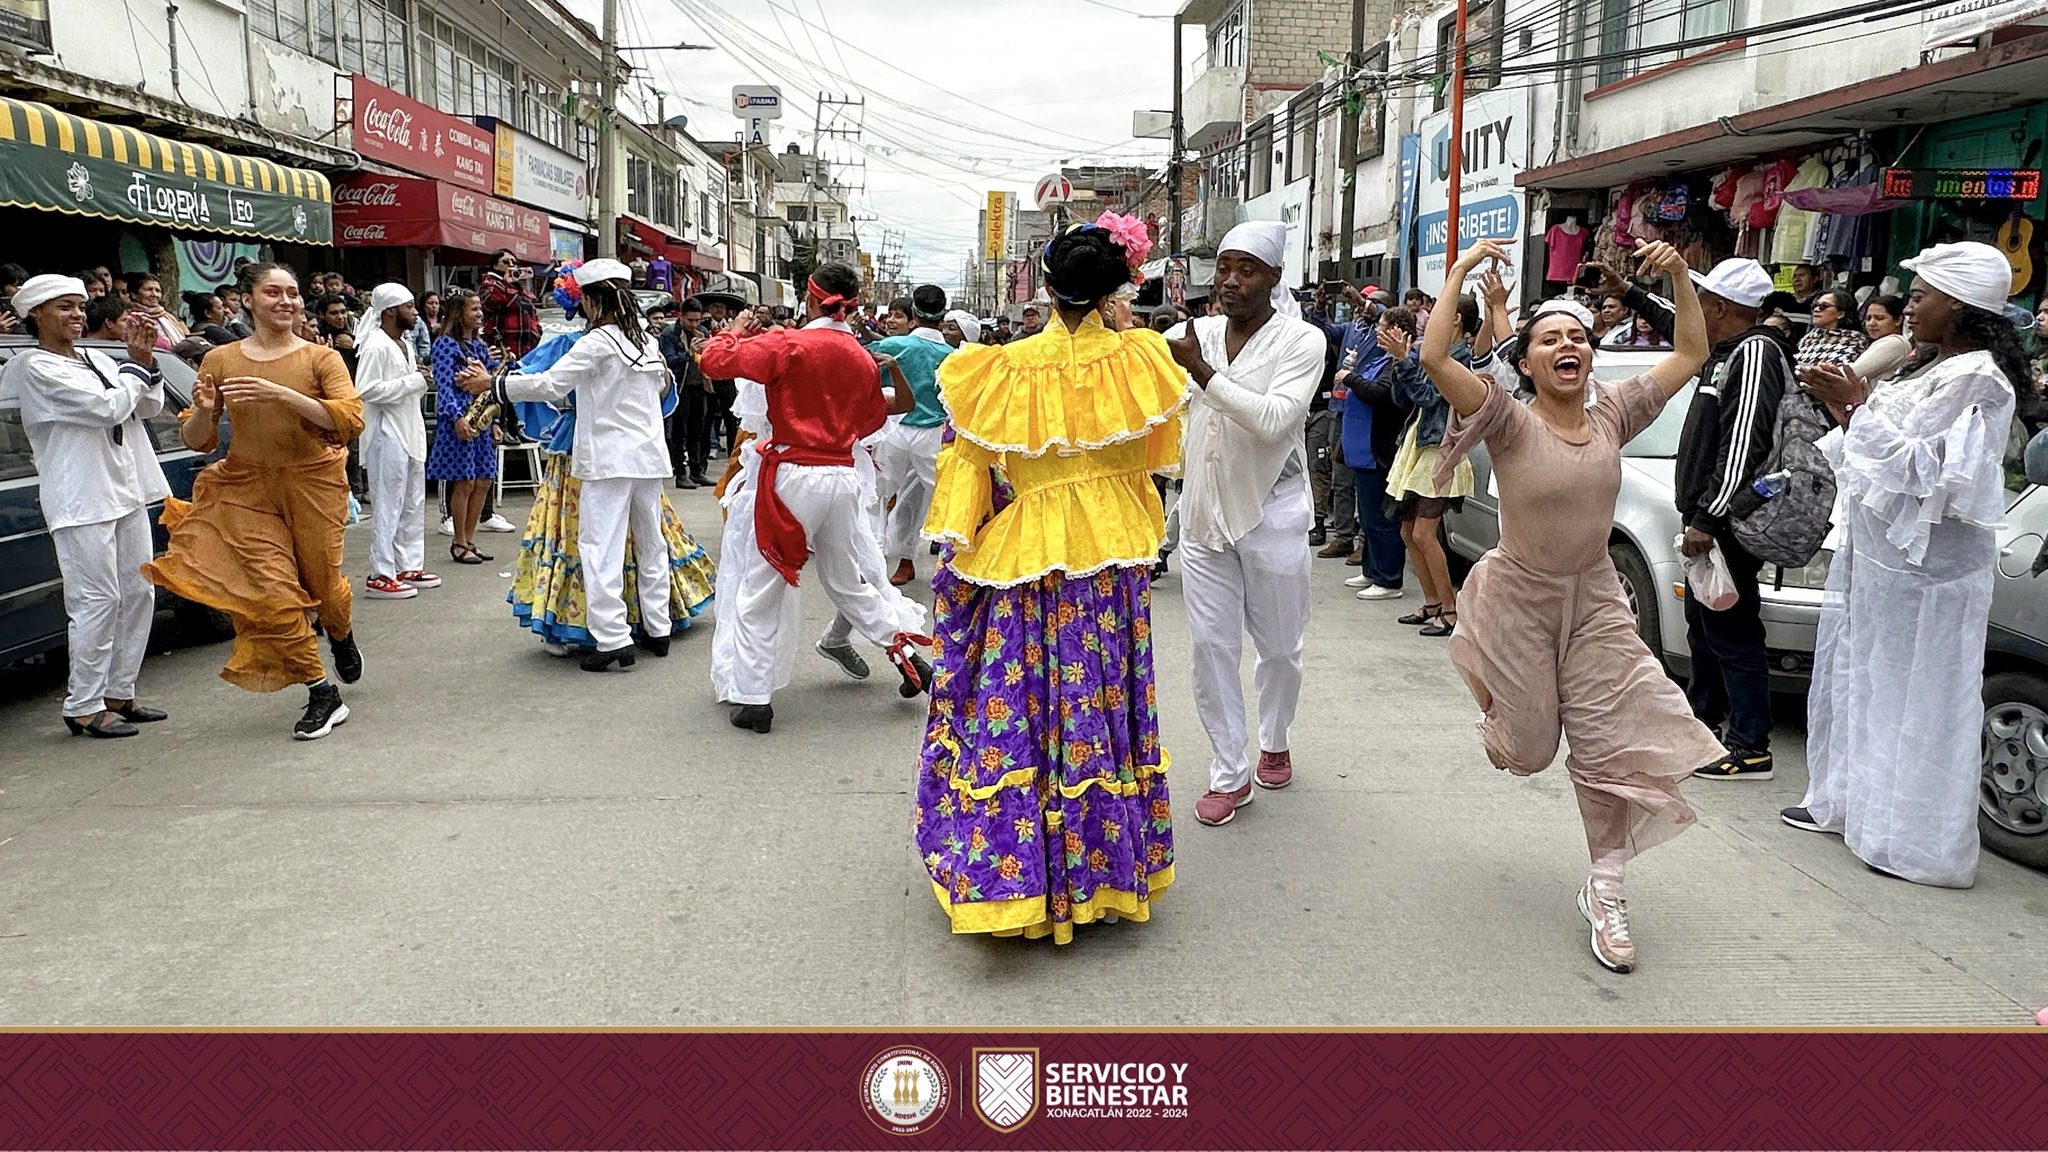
[1601, 257, 1792, 782]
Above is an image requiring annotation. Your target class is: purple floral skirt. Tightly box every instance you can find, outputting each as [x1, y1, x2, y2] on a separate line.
[914, 562, 1175, 945]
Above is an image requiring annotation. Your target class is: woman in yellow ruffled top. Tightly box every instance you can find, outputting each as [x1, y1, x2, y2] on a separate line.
[912, 216, 1186, 944]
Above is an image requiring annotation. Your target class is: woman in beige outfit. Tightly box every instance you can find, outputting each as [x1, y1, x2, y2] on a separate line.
[1422, 239, 1718, 975]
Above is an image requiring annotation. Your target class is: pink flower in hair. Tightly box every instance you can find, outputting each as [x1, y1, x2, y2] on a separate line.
[1096, 211, 1153, 271]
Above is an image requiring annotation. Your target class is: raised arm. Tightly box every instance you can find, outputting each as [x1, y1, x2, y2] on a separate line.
[1421, 241, 1509, 417]
[698, 312, 796, 386]
[1635, 242, 1708, 397]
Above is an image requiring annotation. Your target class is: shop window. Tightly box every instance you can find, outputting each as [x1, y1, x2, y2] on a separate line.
[1434, 0, 1502, 112]
[1356, 44, 1388, 163]
[249, 0, 407, 90]
[1206, 4, 1246, 70]
[415, 14, 519, 124]
[1597, 0, 1736, 85]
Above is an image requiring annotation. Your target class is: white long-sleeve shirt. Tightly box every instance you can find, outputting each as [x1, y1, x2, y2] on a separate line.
[352, 327, 429, 462]
[1174, 313, 1326, 549]
[502, 324, 671, 481]
[1, 347, 171, 531]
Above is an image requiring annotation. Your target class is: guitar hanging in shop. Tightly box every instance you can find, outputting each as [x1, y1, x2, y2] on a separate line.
[1997, 207, 2036, 296]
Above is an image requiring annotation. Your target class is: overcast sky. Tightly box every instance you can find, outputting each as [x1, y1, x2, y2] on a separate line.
[558, 0, 1183, 292]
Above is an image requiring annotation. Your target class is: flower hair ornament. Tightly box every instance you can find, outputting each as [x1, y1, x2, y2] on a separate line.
[551, 260, 584, 312]
[1041, 211, 1156, 306]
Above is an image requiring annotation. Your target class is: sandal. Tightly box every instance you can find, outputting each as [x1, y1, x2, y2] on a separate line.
[1398, 603, 1443, 627]
[451, 543, 485, 565]
[1420, 610, 1458, 638]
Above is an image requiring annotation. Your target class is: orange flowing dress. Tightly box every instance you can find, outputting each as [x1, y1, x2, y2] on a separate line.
[144, 343, 364, 692]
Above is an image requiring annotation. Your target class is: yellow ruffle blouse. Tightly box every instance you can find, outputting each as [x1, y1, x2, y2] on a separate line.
[925, 311, 1187, 587]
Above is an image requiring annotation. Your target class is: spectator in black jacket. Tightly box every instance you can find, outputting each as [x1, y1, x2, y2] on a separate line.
[1607, 257, 1791, 781]
[661, 296, 715, 489]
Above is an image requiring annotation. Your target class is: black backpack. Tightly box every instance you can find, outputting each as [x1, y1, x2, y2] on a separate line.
[1730, 383, 1836, 567]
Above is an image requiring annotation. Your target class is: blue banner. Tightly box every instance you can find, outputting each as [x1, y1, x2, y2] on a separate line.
[1395, 134, 1420, 291]
[1414, 195, 1522, 258]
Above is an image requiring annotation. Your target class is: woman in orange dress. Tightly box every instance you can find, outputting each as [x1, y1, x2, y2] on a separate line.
[143, 263, 366, 740]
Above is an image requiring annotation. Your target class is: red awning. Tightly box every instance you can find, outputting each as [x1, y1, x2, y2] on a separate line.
[334, 173, 549, 261]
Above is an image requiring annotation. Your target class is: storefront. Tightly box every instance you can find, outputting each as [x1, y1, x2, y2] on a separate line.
[1880, 104, 2046, 306]
[477, 116, 595, 268]
[0, 93, 333, 282]
[332, 174, 548, 289]
[618, 215, 706, 298]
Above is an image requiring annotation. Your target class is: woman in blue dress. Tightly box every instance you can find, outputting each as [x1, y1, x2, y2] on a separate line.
[427, 289, 498, 564]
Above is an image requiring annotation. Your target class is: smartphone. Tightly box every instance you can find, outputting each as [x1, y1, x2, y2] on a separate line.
[1574, 264, 1604, 290]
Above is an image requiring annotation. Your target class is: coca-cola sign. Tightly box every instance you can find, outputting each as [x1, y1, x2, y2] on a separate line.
[332, 172, 547, 261]
[340, 223, 389, 242]
[334, 181, 400, 207]
[349, 75, 494, 193]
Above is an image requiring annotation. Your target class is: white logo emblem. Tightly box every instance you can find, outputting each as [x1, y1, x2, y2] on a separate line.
[972, 1048, 1038, 1132]
[66, 162, 92, 201]
[859, 1045, 948, 1136]
[292, 205, 308, 235]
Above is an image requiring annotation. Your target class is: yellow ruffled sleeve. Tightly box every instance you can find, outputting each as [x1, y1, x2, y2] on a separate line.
[938, 318, 1186, 455]
[1145, 408, 1183, 476]
[924, 434, 996, 548]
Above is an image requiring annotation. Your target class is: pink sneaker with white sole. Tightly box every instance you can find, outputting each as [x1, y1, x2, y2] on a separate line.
[1195, 783, 1253, 826]
[1255, 750, 1293, 790]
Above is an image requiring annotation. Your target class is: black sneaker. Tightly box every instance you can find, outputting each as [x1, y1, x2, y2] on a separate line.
[675, 474, 699, 490]
[1780, 806, 1838, 835]
[816, 641, 870, 680]
[1691, 748, 1773, 781]
[731, 703, 773, 733]
[329, 633, 362, 684]
[293, 684, 349, 740]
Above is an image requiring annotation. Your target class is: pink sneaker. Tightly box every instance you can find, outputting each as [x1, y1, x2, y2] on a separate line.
[1255, 750, 1293, 790]
[363, 575, 417, 600]
[1195, 783, 1253, 826]
[397, 569, 442, 590]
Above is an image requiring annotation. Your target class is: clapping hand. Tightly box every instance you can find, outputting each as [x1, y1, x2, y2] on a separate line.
[191, 372, 220, 412]
[1165, 324, 1207, 379]
[457, 359, 493, 395]
[122, 312, 159, 367]
[1376, 324, 1411, 360]
[218, 375, 291, 405]
[1802, 360, 1870, 413]
[1480, 265, 1510, 312]
[726, 308, 763, 338]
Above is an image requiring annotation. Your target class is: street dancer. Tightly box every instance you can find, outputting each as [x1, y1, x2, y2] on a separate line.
[497, 259, 693, 672]
[144, 263, 366, 740]
[700, 262, 931, 733]
[353, 284, 440, 601]
[1, 275, 171, 738]
[1163, 220, 1327, 829]
[915, 212, 1184, 943]
[866, 283, 956, 587]
[1423, 238, 1719, 974]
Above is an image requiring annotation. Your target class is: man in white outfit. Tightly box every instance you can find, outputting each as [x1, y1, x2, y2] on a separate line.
[1165, 222, 1326, 827]
[0, 274, 172, 737]
[500, 259, 673, 671]
[353, 283, 439, 600]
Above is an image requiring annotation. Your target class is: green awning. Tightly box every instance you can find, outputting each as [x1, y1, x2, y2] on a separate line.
[0, 95, 333, 244]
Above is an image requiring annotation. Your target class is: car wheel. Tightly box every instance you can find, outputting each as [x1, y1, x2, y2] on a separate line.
[170, 596, 235, 645]
[1608, 540, 1663, 667]
[1980, 672, 2048, 870]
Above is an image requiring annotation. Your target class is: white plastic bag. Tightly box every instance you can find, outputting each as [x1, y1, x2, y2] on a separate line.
[1678, 534, 1740, 612]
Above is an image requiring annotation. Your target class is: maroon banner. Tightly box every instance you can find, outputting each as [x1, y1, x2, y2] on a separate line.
[350, 74, 495, 193]
[2, 1031, 2044, 1150]
[334, 174, 547, 261]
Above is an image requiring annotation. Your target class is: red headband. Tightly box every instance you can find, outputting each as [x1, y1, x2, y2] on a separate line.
[806, 277, 853, 317]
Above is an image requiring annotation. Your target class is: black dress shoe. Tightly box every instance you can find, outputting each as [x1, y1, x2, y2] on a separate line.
[1309, 528, 1327, 547]
[635, 633, 671, 658]
[675, 474, 700, 490]
[107, 701, 168, 723]
[64, 713, 138, 739]
[689, 472, 712, 488]
[581, 647, 637, 672]
[329, 633, 363, 684]
[896, 653, 934, 699]
[731, 703, 774, 733]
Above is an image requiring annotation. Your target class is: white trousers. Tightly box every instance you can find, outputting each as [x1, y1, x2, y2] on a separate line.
[364, 426, 425, 579]
[578, 475, 670, 652]
[1181, 478, 1314, 792]
[877, 421, 945, 564]
[722, 464, 927, 705]
[711, 442, 802, 704]
[52, 509, 155, 717]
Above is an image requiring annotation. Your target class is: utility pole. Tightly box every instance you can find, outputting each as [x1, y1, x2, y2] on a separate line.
[1444, 0, 1470, 275]
[1335, 0, 1366, 283]
[1168, 14, 1183, 255]
[597, 0, 619, 258]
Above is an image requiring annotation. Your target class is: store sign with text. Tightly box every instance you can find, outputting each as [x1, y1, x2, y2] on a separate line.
[1922, 0, 2048, 48]
[1412, 87, 1526, 297]
[333, 173, 547, 261]
[0, 0, 52, 52]
[476, 117, 589, 221]
[349, 75, 494, 194]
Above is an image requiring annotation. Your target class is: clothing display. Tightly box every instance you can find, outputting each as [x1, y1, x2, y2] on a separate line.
[1766, 156, 1831, 266]
[916, 310, 1184, 943]
[1802, 350, 2014, 888]
[1544, 223, 1589, 284]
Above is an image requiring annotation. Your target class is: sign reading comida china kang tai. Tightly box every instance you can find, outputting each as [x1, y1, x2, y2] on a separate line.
[350, 75, 494, 194]
[332, 174, 546, 260]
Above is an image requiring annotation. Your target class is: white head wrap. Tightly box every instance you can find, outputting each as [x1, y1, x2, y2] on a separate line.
[574, 258, 632, 287]
[12, 274, 88, 317]
[354, 282, 414, 346]
[945, 309, 981, 344]
[1532, 297, 1596, 334]
[1218, 221, 1300, 319]
[1901, 241, 2013, 315]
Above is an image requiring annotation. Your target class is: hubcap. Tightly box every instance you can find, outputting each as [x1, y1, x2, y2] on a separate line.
[1981, 701, 2048, 836]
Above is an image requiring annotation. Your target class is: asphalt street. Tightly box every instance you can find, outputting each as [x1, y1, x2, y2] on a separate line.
[2, 485, 2044, 1026]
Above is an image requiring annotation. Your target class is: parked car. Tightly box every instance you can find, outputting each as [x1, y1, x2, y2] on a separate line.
[1980, 482, 2048, 869]
[0, 337, 230, 667]
[1439, 351, 1826, 691]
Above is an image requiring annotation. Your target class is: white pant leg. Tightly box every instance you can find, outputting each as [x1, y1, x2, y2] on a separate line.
[577, 476, 636, 652]
[714, 448, 802, 705]
[625, 477, 672, 638]
[883, 423, 943, 563]
[364, 426, 411, 579]
[398, 457, 427, 573]
[1180, 535, 1250, 792]
[1237, 480, 1314, 756]
[105, 508, 155, 703]
[779, 465, 927, 649]
[52, 518, 126, 717]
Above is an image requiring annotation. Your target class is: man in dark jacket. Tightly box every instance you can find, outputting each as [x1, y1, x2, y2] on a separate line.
[661, 296, 715, 489]
[1611, 257, 1790, 781]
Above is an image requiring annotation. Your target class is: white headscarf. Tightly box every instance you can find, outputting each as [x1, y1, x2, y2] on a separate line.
[12, 274, 88, 317]
[1218, 221, 1300, 319]
[945, 309, 981, 344]
[354, 282, 415, 346]
[1901, 241, 2013, 315]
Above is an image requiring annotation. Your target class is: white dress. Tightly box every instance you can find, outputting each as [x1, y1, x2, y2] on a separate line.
[1801, 349, 2015, 887]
